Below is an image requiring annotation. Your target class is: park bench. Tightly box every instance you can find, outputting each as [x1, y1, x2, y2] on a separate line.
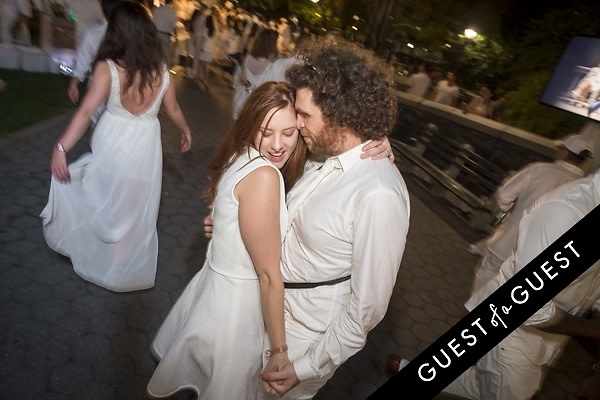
[391, 122, 508, 232]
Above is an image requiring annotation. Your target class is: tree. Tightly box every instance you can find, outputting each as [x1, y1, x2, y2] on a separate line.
[441, 32, 513, 90]
[500, 1, 600, 137]
[385, 0, 501, 58]
[235, 0, 290, 20]
[233, 0, 599, 138]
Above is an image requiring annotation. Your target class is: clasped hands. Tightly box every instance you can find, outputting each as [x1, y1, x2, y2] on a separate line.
[259, 354, 300, 398]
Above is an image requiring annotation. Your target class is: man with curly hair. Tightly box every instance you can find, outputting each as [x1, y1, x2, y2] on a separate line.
[258, 40, 411, 399]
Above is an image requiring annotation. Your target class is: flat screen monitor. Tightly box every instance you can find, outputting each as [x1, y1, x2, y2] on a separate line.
[539, 35, 600, 122]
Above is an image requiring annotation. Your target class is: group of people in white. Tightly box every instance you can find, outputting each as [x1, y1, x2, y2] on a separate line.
[151, 0, 298, 87]
[0, 0, 113, 47]
[40, 0, 403, 397]
[403, 65, 506, 120]
[15, 0, 599, 397]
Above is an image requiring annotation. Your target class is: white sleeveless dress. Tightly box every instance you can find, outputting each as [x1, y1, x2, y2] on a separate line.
[147, 147, 288, 400]
[40, 59, 169, 292]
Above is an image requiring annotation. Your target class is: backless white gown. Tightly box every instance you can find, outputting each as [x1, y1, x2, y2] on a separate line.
[40, 59, 169, 292]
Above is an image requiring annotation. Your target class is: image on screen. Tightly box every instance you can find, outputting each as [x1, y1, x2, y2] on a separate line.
[539, 35, 600, 122]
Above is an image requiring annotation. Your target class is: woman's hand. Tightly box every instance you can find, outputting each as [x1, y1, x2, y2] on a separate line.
[262, 352, 290, 374]
[260, 352, 291, 397]
[50, 147, 70, 182]
[180, 131, 192, 152]
[360, 135, 395, 163]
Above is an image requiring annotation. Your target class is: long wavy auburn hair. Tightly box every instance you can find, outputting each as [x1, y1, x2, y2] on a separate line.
[204, 81, 307, 203]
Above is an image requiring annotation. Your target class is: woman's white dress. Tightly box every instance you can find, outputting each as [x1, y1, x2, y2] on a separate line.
[232, 55, 298, 120]
[196, 16, 218, 63]
[40, 59, 169, 292]
[147, 147, 287, 399]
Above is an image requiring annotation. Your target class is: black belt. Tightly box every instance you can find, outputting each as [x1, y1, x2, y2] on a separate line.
[284, 275, 351, 289]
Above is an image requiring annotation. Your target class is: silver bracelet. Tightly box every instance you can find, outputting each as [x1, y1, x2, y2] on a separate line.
[56, 143, 66, 153]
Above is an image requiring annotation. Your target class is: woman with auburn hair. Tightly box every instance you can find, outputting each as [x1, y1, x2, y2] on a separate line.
[148, 81, 304, 400]
[40, 0, 192, 292]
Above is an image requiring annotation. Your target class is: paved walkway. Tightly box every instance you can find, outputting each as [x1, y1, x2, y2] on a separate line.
[0, 67, 596, 400]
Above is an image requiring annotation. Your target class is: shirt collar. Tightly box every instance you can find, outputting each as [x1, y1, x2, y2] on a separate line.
[554, 160, 585, 177]
[335, 141, 370, 172]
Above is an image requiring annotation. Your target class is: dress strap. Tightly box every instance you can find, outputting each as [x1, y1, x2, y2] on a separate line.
[105, 59, 120, 95]
[105, 59, 117, 78]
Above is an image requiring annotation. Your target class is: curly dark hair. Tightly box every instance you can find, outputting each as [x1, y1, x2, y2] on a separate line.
[93, 1, 165, 101]
[285, 40, 398, 141]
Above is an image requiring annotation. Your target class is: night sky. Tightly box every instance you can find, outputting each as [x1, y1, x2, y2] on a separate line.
[494, 0, 600, 37]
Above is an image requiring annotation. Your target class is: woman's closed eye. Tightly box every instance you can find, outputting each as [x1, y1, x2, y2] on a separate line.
[260, 127, 298, 138]
[282, 128, 298, 137]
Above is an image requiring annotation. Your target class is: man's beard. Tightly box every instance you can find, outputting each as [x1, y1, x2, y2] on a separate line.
[302, 123, 343, 157]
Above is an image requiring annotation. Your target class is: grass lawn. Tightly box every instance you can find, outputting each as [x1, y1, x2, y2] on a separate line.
[0, 68, 76, 137]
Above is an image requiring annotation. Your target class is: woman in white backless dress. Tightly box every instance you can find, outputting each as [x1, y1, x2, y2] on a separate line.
[40, 1, 192, 292]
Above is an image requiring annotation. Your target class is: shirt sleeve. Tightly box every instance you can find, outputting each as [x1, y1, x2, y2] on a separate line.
[293, 191, 410, 381]
[512, 201, 581, 326]
[72, 26, 104, 81]
[496, 167, 530, 211]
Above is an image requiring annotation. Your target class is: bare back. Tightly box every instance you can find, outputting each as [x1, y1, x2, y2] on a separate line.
[115, 63, 164, 116]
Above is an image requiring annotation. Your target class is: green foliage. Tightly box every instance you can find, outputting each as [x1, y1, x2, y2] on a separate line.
[238, 0, 349, 29]
[501, 70, 587, 139]
[0, 69, 74, 137]
[241, 0, 597, 138]
[235, 0, 290, 20]
[507, 6, 600, 85]
[442, 34, 513, 89]
[287, 0, 346, 31]
[501, 2, 600, 138]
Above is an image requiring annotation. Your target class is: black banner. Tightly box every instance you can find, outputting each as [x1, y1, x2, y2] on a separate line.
[368, 204, 600, 399]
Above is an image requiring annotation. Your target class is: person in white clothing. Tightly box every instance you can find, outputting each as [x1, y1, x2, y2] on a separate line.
[193, 6, 220, 86]
[432, 71, 460, 107]
[67, 0, 121, 126]
[0, 0, 33, 44]
[220, 15, 245, 77]
[40, 1, 192, 292]
[186, 2, 208, 79]
[405, 63, 431, 98]
[68, 0, 106, 44]
[466, 85, 495, 118]
[232, 28, 297, 119]
[388, 167, 600, 399]
[470, 133, 593, 293]
[147, 82, 305, 400]
[151, 0, 177, 64]
[258, 39, 410, 399]
[276, 17, 293, 56]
